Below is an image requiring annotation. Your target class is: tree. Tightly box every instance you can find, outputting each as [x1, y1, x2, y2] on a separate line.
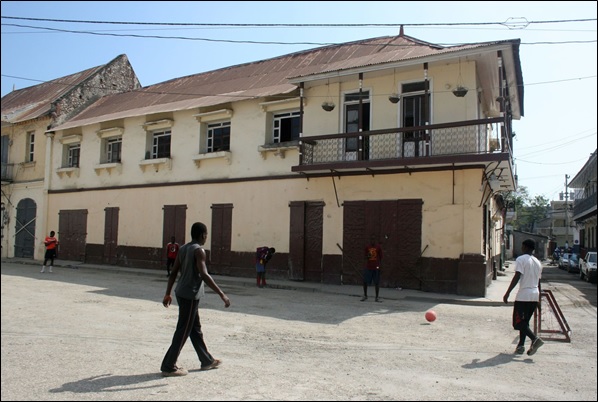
[504, 186, 550, 232]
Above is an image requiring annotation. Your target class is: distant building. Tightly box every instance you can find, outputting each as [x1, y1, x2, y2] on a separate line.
[511, 230, 550, 260]
[536, 200, 579, 248]
[569, 149, 597, 257]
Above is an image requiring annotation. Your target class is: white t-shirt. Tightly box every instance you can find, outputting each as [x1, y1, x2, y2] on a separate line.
[515, 253, 543, 302]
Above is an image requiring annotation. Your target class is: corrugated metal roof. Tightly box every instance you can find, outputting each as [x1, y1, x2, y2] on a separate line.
[52, 33, 520, 131]
[1, 66, 102, 124]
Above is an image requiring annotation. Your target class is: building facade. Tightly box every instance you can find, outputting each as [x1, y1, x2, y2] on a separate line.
[2, 32, 524, 296]
[1, 55, 141, 260]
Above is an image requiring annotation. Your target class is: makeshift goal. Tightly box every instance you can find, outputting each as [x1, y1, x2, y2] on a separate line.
[534, 289, 571, 342]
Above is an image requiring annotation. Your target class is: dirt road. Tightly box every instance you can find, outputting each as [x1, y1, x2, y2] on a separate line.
[1, 261, 596, 401]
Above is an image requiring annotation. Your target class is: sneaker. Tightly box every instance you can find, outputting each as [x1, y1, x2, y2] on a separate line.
[201, 359, 221, 371]
[161, 367, 188, 377]
[527, 337, 544, 356]
[515, 345, 525, 355]
[360, 296, 368, 302]
[40, 268, 45, 273]
[49, 268, 53, 273]
[375, 297, 382, 303]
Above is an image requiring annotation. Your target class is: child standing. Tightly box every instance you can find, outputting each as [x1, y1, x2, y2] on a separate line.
[41, 231, 59, 273]
[165, 236, 180, 277]
[255, 246, 275, 288]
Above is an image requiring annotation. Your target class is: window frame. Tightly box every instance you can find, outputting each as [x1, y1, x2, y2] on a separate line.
[67, 144, 81, 168]
[273, 111, 300, 143]
[107, 137, 123, 163]
[206, 121, 231, 153]
[151, 129, 171, 159]
[343, 90, 371, 153]
[27, 131, 35, 162]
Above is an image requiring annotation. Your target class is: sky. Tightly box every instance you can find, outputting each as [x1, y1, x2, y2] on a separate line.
[1, 1, 596, 201]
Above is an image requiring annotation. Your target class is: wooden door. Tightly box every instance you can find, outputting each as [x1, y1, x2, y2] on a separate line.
[162, 204, 187, 257]
[289, 201, 324, 281]
[342, 199, 422, 289]
[103, 207, 119, 264]
[210, 204, 232, 267]
[58, 209, 88, 262]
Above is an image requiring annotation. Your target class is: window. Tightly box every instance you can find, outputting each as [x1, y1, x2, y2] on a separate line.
[151, 130, 171, 159]
[68, 144, 80, 167]
[273, 111, 300, 143]
[401, 81, 429, 140]
[343, 91, 370, 153]
[207, 121, 230, 152]
[107, 137, 122, 163]
[27, 131, 35, 162]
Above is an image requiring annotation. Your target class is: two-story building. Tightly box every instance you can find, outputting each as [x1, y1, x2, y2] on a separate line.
[3, 30, 523, 296]
[1, 54, 141, 260]
[536, 200, 579, 250]
[570, 149, 597, 256]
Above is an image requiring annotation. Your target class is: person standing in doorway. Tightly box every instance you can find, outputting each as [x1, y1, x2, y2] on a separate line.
[503, 238, 544, 356]
[41, 231, 59, 273]
[361, 236, 383, 302]
[255, 246, 276, 288]
[165, 236, 180, 277]
[161, 222, 231, 377]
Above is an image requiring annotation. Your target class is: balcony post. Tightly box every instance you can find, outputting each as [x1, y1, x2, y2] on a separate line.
[358, 72, 365, 161]
[299, 82, 304, 166]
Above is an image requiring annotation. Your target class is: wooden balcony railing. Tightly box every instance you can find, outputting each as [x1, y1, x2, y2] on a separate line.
[299, 117, 510, 166]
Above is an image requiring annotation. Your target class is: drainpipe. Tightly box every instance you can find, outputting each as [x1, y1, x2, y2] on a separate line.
[43, 130, 55, 259]
[299, 82, 304, 165]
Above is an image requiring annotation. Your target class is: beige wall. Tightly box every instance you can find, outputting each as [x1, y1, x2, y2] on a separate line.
[46, 168, 489, 259]
[1, 119, 51, 259]
[49, 61, 482, 192]
[40, 60, 503, 264]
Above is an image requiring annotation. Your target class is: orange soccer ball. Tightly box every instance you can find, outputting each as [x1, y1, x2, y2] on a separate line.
[425, 310, 437, 322]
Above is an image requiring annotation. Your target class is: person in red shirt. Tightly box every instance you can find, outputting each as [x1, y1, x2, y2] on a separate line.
[361, 236, 383, 302]
[41, 231, 59, 273]
[165, 236, 180, 277]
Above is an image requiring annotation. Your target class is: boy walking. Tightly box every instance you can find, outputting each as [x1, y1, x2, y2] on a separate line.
[503, 238, 544, 356]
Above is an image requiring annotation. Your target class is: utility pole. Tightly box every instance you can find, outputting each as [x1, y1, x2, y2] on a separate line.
[565, 174, 570, 249]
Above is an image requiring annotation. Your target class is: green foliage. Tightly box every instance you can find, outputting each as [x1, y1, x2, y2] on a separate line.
[504, 186, 550, 232]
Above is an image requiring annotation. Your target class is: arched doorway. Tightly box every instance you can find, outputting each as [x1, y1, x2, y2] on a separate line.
[15, 198, 36, 258]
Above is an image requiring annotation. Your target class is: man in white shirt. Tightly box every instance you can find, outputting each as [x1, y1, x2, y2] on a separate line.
[503, 238, 544, 356]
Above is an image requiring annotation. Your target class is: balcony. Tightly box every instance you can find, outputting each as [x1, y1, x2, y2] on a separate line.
[573, 193, 598, 221]
[293, 118, 515, 190]
[1, 162, 14, 183]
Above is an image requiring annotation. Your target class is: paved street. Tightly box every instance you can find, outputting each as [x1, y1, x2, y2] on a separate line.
[1, 258, 596, 401]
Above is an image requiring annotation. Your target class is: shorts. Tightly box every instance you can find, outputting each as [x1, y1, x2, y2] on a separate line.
[44, 249, 57, 260]
[363, 269, 380, 285]
[256, 263, 266, 273]
[512, 301, 538, 330]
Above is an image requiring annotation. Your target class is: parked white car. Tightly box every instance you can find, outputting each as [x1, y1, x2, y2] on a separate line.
[580, 251, 597, 283]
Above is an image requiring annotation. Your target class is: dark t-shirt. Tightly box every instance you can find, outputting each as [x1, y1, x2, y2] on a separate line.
[175, 242, 204, 300]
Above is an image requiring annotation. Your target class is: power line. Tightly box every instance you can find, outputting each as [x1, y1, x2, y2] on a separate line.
[2, 15, 596, 27]
[2, 73, 596, 99]
[2, 22, 596, 46]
